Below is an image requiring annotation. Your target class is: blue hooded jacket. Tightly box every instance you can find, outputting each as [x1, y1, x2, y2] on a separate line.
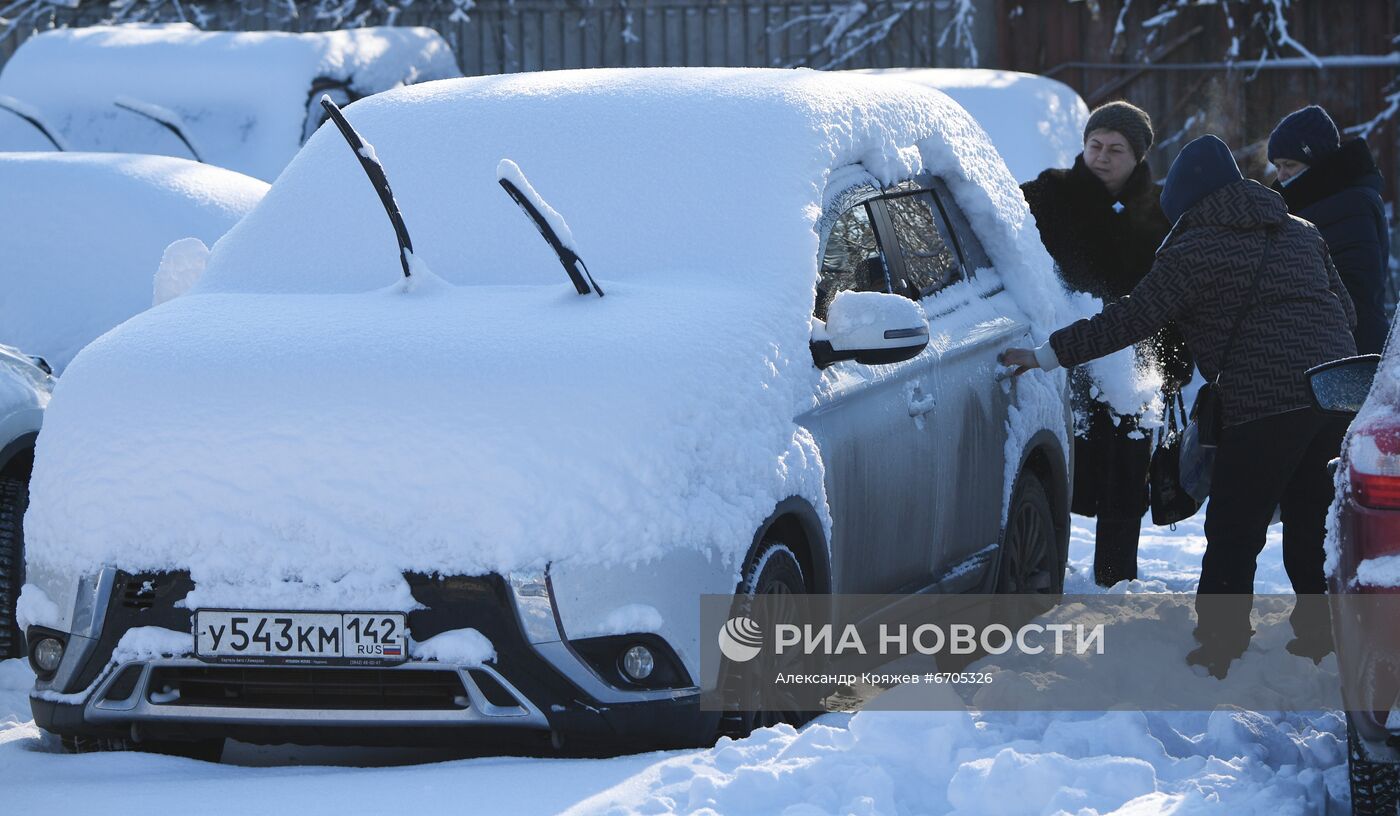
[1159, 135, 1243, 225]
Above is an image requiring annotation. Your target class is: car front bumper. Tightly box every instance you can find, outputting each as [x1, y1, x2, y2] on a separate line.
[30, 567, 713, 751]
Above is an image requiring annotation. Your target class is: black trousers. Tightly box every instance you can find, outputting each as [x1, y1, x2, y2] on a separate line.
[1196, 407, 1349, 642]
[1072, 397, 1152, 586]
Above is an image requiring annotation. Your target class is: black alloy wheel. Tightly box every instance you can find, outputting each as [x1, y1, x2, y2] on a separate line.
[717, 540, 813, 739]
[997, 472, 1063, 595]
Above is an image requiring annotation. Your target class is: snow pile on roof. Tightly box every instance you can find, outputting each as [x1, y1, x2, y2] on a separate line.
[0, 24, 460, 180]
[26, 68, 1099, 599]
[0, 152, 267, 372]
[858, 68, 1090, 182]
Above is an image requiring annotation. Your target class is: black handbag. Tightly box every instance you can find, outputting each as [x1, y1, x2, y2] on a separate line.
[1150, 391, 1201, 525]
[1187, 226, 1276, 449]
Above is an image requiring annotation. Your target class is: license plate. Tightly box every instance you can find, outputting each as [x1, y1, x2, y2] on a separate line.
[194, 610, 408, 666]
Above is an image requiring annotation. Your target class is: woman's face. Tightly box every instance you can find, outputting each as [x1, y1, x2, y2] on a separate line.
[1083, 129, 1137, 195]
[1274, 158, 1308, 183]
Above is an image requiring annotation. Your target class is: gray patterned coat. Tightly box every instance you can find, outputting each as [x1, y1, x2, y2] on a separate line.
[1047, 178, 1357, 427]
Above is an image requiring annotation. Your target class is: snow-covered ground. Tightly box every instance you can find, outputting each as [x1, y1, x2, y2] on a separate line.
[0, 512, 1350, 814]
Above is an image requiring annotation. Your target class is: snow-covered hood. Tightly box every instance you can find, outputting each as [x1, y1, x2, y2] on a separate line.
[25, 276, 825, 604]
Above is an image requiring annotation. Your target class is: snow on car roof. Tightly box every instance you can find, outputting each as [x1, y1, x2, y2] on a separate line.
[856, 69, 1089, 182]
[0, 152, 268, 373]
[25, 68, 1099, 603]
[0, 24, 460, 180]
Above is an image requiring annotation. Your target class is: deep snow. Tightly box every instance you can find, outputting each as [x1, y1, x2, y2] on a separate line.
[0, 512, 1353, 815]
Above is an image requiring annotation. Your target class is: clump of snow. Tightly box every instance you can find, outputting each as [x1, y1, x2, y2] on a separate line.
[111, 626, 192, 663]
[0, 152, 266, 372]
[153, 237, 211, 306]
[410, 628, 494, 666]
[822, 290, 927, 347]
[1354, 554, 1400, 588]
[497, 158, 578, 254]
[14, 584, 59, 631]
[0, 24, 461, 181]
[571, 604, 666, 639]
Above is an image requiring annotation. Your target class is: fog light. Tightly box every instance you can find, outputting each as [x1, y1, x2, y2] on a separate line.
[622, 645, 654, 681]
[33, 637, 64, 674]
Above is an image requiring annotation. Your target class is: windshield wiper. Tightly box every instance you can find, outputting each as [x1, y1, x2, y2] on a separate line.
[497, 159, 602, 297]
[0, 95, 65, 151]
[319, 95, 415, 279]
[113, 96, 202, 162]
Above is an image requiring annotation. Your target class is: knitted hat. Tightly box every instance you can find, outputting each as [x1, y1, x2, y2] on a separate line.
[1159, 135, 1243, 224]
[1084, 101, 1154, 162]
[1268, 105, 1341, 164]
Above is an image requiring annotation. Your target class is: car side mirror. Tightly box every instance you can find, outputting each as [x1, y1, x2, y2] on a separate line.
[1306, 354, 1381, 416]
[811, 290, 929, 369]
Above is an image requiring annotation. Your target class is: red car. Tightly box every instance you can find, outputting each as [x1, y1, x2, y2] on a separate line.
[1308, 350, 1400, 814]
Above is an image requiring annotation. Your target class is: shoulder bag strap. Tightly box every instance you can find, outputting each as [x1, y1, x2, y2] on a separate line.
[1215, 225, 1277, 384]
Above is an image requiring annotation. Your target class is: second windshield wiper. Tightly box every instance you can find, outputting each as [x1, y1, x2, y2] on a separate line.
[497, 159, 603, 298]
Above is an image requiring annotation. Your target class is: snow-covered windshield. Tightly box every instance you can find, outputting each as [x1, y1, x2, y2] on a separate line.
[198, 68, 958, 297]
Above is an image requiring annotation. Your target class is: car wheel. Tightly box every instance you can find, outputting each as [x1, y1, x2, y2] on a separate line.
[1348, 714, 1400, 815]
[0, 477, 27, 659]
[717, 540, 812, 740]
[997, 471, 1062, 594]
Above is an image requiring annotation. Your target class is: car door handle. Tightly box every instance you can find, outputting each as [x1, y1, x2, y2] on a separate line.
[908, 388, 936, 417]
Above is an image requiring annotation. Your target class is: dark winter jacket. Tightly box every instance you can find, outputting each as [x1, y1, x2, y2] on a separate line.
[1022, 155, 1193, 387]
[1274, 138, 1391, 354]
[1046, 178, 1357, 427]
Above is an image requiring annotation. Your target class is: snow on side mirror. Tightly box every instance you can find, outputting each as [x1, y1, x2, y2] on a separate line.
[811, 290, 929, 369]
[153, 237, 210, 306]
[1306, 354, 1381, 417]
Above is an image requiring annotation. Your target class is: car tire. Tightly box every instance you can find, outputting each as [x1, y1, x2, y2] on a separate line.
[997, 471, 1063, 595]
[0, 477, 27, 659]
[716, 539, 812, 740]
[1348, 714, 1400, 815]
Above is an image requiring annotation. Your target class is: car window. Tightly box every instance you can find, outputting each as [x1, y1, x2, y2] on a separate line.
[816, 201, 890, 320]
[882, 190, 963, 299]
[929, 181, 993, 272]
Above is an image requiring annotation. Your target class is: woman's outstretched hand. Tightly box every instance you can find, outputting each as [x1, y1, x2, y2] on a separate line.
[998, 348, 1040, 376]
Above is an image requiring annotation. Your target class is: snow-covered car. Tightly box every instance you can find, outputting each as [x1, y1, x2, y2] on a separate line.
[1306, 345, 1400, 813]
[854, 69, 1089, 182]
[20, 68, 1085, 758]
[0, 345, 52, 660]
[0, 23, 460, 181]
[0, 152, 268, 374]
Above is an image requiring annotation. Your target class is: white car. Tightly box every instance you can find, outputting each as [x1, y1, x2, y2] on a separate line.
[20, 68, 1087, 758]
[0, 152, 268, 374]
[0, 24, 460, 181]
[854, 68, 1090, 183]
